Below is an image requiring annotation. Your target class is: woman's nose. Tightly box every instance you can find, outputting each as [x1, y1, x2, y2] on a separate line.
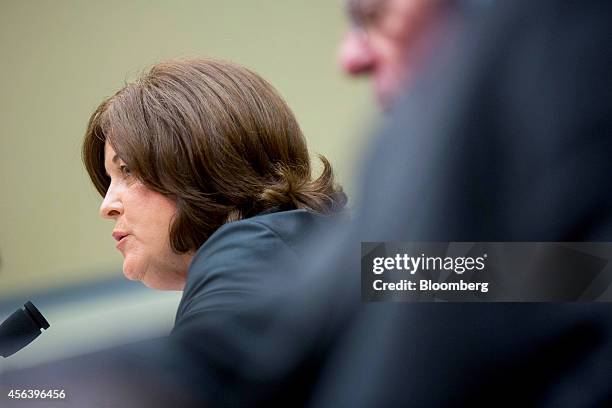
[99, 186, 123, 219]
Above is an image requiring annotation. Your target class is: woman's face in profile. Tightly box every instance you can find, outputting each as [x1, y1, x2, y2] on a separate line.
[99, 142, 193, 290]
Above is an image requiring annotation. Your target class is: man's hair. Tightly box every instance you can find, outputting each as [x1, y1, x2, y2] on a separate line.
[82, 58, 346, 253]
[346, 0, 389, 27]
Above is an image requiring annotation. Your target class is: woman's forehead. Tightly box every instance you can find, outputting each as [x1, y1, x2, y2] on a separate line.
[103, 142, 121, 164]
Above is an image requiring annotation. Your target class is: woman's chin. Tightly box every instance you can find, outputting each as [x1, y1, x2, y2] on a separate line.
[122, 259, 144, 282]
[122, 261, 164, 289]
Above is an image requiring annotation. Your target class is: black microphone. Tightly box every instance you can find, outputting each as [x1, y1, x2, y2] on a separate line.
[0, 301, 50, 358]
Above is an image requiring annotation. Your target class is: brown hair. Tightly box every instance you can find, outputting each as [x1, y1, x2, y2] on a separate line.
[82, 58, 346, 253]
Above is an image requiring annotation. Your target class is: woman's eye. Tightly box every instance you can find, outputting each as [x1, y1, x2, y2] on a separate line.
[119, 165, 131, 177]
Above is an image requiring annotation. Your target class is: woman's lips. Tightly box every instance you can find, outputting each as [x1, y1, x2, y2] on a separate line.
[116, 235, 129, 250]
[112, 231, 130, 250]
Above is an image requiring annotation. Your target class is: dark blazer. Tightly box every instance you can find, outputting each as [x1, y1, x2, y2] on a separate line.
[173, 209, 336, 333]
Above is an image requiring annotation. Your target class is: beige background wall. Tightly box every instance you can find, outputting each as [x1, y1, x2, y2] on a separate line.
[0, 0, 375, 299]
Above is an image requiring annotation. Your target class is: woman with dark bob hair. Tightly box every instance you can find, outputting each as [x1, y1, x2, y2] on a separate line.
[82, 58, 346, 327]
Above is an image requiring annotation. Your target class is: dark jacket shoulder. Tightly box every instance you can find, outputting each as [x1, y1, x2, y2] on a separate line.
[174, 209, 337, 330]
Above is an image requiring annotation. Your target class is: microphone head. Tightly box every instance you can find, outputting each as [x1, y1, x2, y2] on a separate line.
[0, 301, 50, 358]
